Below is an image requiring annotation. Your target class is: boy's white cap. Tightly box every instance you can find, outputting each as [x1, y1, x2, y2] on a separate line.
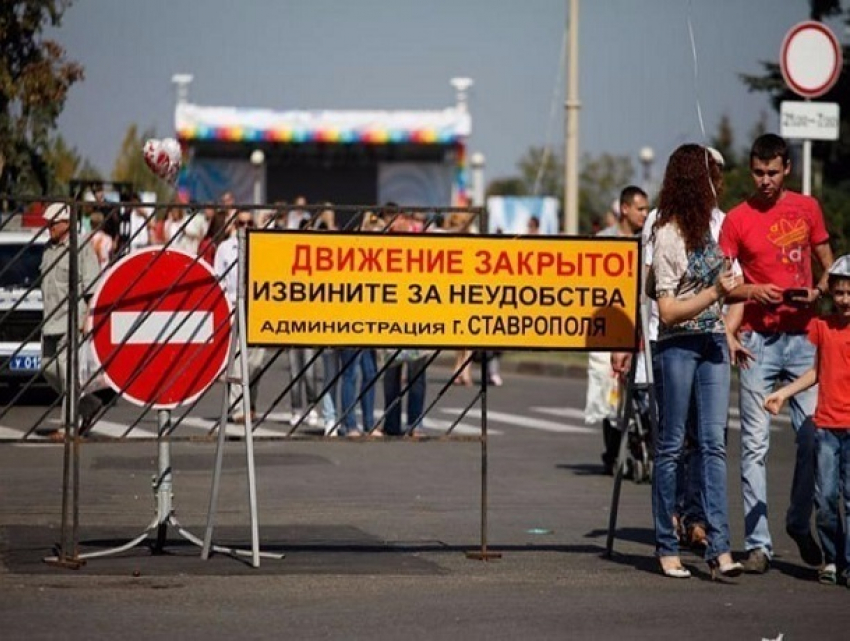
[828, 255, 850, 278]
[43, 203, 70, 223]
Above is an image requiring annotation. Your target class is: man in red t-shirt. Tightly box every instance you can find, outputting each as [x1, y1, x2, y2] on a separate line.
[719, 133, 834, 574]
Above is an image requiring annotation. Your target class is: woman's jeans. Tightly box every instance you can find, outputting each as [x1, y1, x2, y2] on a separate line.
[339, 348, 377, 433]
[815, 427, 850, 570]
[651, 341, 704, 529]
[653, 332, 732, 560]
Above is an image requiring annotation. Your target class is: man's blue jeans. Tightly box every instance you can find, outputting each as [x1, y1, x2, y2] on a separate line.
[382, 357, 427, 436]
[653, 333, 732, 561]
[738, 330, 817, 557]
[339, 348, 376, 434]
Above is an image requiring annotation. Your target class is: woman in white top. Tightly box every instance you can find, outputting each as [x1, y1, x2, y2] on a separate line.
[650, 144, 742, 580]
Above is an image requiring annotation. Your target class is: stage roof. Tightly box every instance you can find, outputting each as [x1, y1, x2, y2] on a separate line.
[175, 103, 471, 146]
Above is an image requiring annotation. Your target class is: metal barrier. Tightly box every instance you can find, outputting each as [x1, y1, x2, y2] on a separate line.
[0, 197, 496, 568]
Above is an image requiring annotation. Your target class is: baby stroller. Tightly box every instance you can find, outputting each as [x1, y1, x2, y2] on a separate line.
[602, 352, 655, 484]
[621, 382, 654, 484]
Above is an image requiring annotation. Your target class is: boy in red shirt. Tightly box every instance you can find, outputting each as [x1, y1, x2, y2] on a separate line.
[765, 255, 850, 586]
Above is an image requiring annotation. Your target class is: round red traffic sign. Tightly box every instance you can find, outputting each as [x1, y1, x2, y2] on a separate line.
[89, 247, 232, 408]
[780, 21, 843, 99]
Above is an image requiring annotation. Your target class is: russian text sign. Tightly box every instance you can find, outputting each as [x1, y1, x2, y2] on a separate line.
[246, 231, 640, 351]
[780, 100, 840, 140]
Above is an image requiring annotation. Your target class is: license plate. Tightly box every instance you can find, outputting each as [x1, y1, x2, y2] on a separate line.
[9, 355, 41, 371]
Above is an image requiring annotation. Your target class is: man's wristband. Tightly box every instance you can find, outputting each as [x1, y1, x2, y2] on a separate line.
[815, 285, 826, 298]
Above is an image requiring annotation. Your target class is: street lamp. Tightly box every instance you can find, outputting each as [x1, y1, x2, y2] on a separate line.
[470, 152, 486, 207]
[638, 146, 655, 193]
[250, 149, 265, 205]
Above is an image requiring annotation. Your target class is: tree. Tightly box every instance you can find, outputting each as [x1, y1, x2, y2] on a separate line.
[0, 1, 84, 195]
[487, 146, 634, 233]
[578, 152, 634, 231]
[111, 123, 171, 200]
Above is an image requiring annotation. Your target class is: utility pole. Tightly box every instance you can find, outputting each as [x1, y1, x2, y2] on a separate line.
[564, 0, 580, 235]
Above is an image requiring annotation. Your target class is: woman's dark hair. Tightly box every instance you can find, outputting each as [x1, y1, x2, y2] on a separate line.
[205, 210, 228, 245]
[654, 144, 717, 252]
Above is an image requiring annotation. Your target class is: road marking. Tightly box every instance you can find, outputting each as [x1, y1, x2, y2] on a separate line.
[441, 408, 595, 434]
[422, 416, 500, 436]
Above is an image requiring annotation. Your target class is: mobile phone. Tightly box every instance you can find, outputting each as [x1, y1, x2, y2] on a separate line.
[783, 288, 809, 305]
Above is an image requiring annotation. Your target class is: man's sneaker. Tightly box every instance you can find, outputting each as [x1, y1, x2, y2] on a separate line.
[742, 549, 770, 574]
[323, 419, 336, 436]
[307, 410, 320, 427]
[786, 526, 823, 567]
[818, 563, 837, 585]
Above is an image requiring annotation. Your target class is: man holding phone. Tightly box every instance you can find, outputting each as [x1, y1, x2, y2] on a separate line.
[720, 134, 834, 574]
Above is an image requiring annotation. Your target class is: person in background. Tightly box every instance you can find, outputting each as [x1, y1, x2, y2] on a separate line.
[214, 210, 265, 423]
[126, 192, 152, 250]
[198, 209, 228, 267]
[382, 204, 428, 437]
[39, 203, 102, 441]
[720, 133, 834, 574]
[446, 211, 474, 386]
[286, 195, 310, 230]
[650, 144, 742, 580]
[163, 206, 198, 254]
[87, 210, 113, 269]
[589, 185, 649, 474]
[527, 216, 541, 235]
[765, 255, 850, 587]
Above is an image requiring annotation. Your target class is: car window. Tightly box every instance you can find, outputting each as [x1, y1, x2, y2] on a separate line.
[0, 244, 45, 289]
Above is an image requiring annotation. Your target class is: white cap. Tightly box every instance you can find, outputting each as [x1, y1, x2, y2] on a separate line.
[43, 203, 70, 223]
[828, 255, 850, 278]
[707, 147, 725, 168]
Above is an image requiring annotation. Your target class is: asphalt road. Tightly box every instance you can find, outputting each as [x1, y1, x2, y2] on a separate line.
[0, 364, 847, 640]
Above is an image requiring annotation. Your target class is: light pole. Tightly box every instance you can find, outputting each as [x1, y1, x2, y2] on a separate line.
[470, 152, 486, 207]
[564, 0, 580, 235]
[638, 146, 654, 195]
[250, 149, 265, 205]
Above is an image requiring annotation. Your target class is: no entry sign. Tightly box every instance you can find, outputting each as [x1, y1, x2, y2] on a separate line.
[89, 247, 232, 408]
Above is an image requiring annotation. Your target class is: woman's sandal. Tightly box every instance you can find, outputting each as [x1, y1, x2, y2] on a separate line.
[659, 557, 691, 579]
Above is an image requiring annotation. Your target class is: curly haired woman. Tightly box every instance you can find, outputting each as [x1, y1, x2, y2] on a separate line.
[650, 144, 743, 580]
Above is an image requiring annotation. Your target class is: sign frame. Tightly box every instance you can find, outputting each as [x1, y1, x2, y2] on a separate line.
[245, 229, 642, 353]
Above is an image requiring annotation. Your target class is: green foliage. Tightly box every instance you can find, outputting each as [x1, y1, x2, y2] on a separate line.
[578, 152, 634, 231]
[486, 146, 634, 234]
[0, 0, 84, 195]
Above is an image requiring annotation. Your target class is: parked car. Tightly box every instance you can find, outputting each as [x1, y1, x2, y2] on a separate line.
[0, 231, 46, 390]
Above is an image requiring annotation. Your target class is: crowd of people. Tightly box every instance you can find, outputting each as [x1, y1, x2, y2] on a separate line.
[40, 189, 498, 442]
[602, 133, 849, 587]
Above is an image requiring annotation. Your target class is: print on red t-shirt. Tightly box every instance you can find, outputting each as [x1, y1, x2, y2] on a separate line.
[719, 191, 829, 334]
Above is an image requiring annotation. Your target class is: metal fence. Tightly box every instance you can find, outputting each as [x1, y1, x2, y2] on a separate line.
[0, 196, 496, 567]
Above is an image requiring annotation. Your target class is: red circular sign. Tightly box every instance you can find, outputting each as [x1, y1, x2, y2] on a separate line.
[90, 247, 232, 408]
[780, 21, 843, 99]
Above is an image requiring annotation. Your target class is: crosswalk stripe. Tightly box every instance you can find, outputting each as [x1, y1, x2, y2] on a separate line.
[531, 406, 588, 420]
[179, 416, 282, 438]
[422, 416, 501, 436]
[441, 408, 596, 434]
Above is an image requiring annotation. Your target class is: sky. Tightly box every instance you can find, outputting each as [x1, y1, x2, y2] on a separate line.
[50, 0, 845, 189]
